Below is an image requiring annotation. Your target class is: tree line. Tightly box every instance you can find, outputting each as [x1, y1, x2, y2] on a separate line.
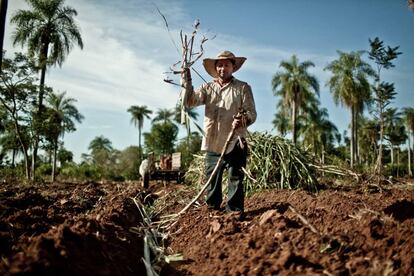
[272, 39, 413, 176]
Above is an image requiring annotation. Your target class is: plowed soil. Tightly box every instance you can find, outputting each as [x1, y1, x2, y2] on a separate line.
[164, 184, 414, 275]
[1, 180, 414, 275]
[0, 181, 146, 275]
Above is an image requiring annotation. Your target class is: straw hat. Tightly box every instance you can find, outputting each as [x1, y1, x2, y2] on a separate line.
[202, 50, 246, 78]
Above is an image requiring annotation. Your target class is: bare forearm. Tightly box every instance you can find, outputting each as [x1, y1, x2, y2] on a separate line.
[243, 85, 257, 126]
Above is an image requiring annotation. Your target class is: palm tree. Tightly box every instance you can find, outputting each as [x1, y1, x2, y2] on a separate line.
[403, 107, 414, 176]
[46, 91, 83, 181]
[358, 118, 379, 166]
[324, 51, 375, 168]
[386, 119, 406, 177]
[272, 104, 289, 137]
[0, 0, 8, 72]
[299, 106, 338, 164]
[272, 55, 319, 144]
[384, 108, 406, 166]
[127, 105, 152, 152]
[354, 78, 372, 164]
[152, 108, 175, 124]
[11, 0, 83, 178]
[88, 135, 113, 156]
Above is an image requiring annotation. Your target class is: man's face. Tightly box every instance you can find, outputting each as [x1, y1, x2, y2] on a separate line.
[215, 59, 234, 80]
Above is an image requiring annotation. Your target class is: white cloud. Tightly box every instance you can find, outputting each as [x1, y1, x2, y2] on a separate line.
[45, 1, 189, 112]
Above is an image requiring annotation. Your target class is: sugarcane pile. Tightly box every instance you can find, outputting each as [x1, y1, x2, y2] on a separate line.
[185, 132, 319, 193]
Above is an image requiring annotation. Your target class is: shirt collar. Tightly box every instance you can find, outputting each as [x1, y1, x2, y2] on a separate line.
[214, 76, 235, 88]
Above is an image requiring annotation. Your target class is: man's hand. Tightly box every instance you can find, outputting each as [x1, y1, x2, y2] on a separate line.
[232, 117, 242, 129]
[181, 67, 192, 82]
[232, 113, 247, 129]
[180, 67, 192, 89]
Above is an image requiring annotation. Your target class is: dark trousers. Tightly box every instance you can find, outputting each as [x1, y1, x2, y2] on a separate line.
[205, 139, 247, 212]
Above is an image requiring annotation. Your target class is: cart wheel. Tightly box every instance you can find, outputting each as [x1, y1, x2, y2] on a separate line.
[143, 173, 149, 188]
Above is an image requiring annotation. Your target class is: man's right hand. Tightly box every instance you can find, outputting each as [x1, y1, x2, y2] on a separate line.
[181, 67, 192, 82]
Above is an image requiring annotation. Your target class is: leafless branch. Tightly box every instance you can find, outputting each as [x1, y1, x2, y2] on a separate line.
[153, 3, 180, 55]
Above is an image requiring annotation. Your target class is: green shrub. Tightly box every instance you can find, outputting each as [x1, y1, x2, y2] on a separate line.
[384, 163, 408, 177]
[36, 163, 52, 176]
[60, 163, 101, 181]
[0, 166, 25, 180]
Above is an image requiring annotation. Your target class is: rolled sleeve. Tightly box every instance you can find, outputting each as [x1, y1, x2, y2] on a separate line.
[183, 82, 206, 108]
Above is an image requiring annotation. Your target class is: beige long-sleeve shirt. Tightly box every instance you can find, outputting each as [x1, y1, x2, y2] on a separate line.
[183, 77, 257, 154]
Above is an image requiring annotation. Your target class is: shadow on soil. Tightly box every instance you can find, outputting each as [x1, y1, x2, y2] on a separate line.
[384, 199, 414, 222]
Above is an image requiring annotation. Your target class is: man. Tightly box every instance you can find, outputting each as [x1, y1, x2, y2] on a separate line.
[139, 152, 155, 188]
[182, 50, 257, 214]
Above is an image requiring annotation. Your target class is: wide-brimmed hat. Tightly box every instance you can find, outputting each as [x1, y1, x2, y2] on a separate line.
[202, 50, 246, 78]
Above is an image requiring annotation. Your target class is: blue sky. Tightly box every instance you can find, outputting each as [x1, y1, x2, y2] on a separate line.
[3, 0, 414, 161]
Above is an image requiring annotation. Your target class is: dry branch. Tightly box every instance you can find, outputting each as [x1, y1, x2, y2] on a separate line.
[308, 163, 360, 181]
[154, 3, 179, 55]
[161, 18, 212, 131]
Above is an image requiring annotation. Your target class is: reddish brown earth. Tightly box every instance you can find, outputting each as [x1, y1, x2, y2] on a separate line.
[1, 180, 414, 275]
[165, 184, 414, 275]
[0, 181, 146, 275]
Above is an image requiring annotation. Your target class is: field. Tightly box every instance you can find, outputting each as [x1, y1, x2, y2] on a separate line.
[1, 180, 413, 275]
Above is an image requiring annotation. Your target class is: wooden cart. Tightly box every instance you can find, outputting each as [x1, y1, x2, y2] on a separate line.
[142, 152, 184, 188]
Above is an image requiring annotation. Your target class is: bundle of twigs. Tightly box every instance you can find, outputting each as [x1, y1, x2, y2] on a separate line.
[164, 17, 217, 138]
[162, 19, 212, 135]
[163, 19, 208, 87]
[131, 196, 183, 276]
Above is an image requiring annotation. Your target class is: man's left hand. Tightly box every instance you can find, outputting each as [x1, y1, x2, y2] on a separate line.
[232, 115, 247, 129]
[232, 118, 242, 129]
